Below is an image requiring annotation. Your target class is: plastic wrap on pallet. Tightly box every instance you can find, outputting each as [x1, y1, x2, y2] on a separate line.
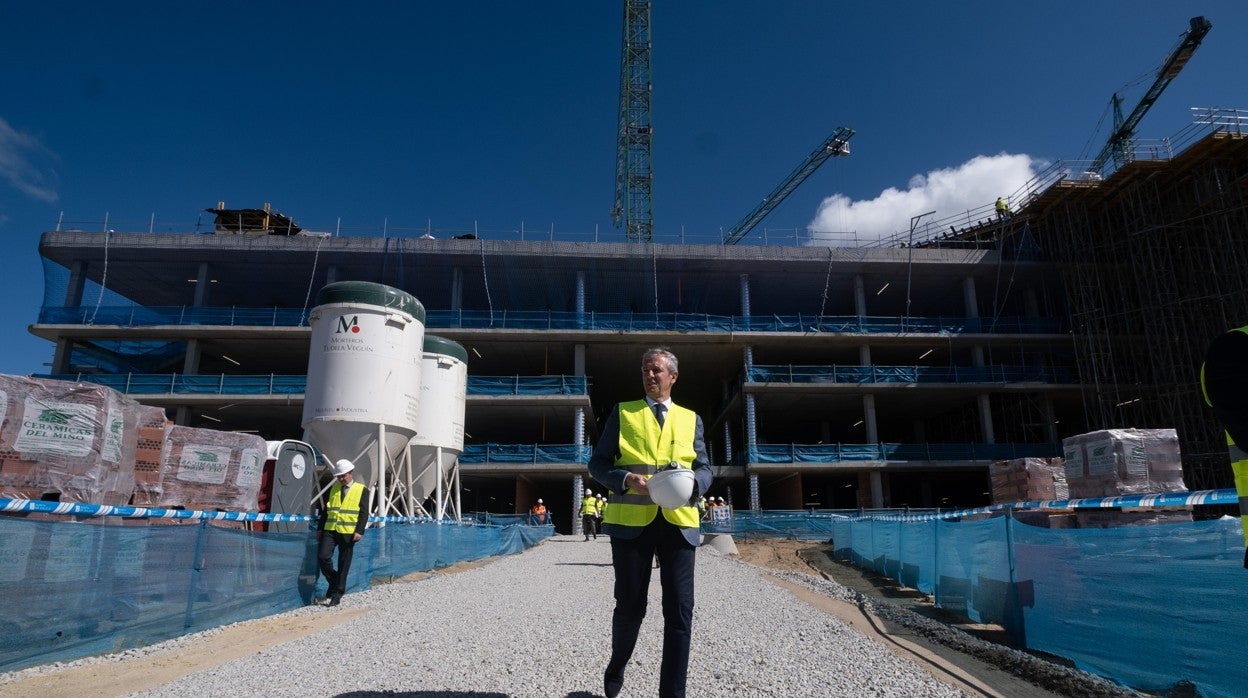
[131, 405, 170, 505]
[157, 425, 266, 511]
[988, 457, 1068, 504]
[1062, 428, 1186, 499]
[0, 374, 139, 504]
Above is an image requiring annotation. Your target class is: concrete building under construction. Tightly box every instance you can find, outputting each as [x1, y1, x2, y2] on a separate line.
[28, 110, 1248, 531]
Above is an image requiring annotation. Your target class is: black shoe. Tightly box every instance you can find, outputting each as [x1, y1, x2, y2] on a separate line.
[604, 671, 623, 698]
[327, 595, 341, 607]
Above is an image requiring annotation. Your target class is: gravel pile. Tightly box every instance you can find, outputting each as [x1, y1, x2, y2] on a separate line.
[4, 535, 979, 697]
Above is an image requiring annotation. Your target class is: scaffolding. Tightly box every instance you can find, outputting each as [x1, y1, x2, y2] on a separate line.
[1020, 112, 1248, 489]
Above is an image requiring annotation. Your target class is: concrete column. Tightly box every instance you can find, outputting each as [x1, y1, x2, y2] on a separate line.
[863, 394, 878, 443]
[749, 473, 760, 511]
[854, 275, 867, 316]
[193, 262, 210, 307]
[65, 260, 87, 306]
[574, 344, 586, 446]
[740, 274, 751, 317]
[722, 422, 733, 465]
[575, 271, 586, 313]
[52, 339, 73, 374]
[182, 338, 202, 375]
[963, 276, 979, 318]
[870, 471, 884, 508]
[572, 475, 584, 536]
[745, 394, 758, 460]
[978, 393, 996, 444]
[451, 268, 464, 311]
[326, 265, 341, 285]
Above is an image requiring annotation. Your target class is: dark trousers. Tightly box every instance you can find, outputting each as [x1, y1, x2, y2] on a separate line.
[607, 515, 696, 698]
[317, 531, 356, 598]
[582, 514, 598, 539]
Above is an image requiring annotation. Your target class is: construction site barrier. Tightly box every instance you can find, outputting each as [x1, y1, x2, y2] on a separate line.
[37, 373, 588, 397]
[37, 305, 1064, 335]
[707, 489, 1242, 698]
[0, 498, 553, 674]
[750, 442, 1060, 463]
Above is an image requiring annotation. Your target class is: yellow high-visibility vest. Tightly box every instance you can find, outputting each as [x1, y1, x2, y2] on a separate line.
[1202, 325, 1248, 543]
[604, 400, 701, 529]
[580, 497, 597, 515]
[325, 481, 365, 535]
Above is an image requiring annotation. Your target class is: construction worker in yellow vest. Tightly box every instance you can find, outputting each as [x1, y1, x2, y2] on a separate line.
[588, 347, 713, 698]
[317, 459, 371, 606]
[1202, 326, 1248, 567]
[581, 489, 599, 540]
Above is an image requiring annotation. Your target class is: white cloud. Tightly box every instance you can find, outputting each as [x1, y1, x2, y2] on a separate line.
[808, 153, 1039, 246]
[0, 117, 58, 203]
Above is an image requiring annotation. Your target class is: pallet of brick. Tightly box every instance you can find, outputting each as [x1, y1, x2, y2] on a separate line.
[157, 426, 266, 511]
[130, 405, 170, 506]
[1062, 428, 1186, 499]
[0, 374, 139, 505]
[989, 457, 1069, 504]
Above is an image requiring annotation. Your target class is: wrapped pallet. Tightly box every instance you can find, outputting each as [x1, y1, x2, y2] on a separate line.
[1062, 428, 1187, 499]
[157, 426, 266, 511]
[989, 457, 1069, 504]
[0, 374, 139, 505]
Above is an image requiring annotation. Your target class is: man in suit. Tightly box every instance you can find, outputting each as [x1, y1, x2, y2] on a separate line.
[589, 347, 713, 698]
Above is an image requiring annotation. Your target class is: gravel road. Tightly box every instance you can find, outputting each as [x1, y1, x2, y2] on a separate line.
[2, 534, 984, 697]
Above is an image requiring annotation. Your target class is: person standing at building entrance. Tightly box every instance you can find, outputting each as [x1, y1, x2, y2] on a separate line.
[1201, 326, 1248, 567]
[589, 347, 713, 698]
[317, 459, 370, 606]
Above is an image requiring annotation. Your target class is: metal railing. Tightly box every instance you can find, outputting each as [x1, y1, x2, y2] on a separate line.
[38, 373, 588, 397]
[38, 305, 1067, 335]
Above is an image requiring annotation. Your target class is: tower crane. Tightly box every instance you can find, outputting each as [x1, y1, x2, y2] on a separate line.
[1089, 16, 1212, 173]
[612, 0, 654, 242]
[722, 126, 855, 245]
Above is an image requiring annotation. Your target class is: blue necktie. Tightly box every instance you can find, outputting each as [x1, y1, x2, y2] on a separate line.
[653, 402, 666, 428]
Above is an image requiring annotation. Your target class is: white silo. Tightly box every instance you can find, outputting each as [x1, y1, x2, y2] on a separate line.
[408, 335, 468, 521]
[302, 281, 424, 515]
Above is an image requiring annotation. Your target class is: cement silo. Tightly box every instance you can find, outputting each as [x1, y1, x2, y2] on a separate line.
[302, 281, 424, 516]
[408, 335, 468, 521]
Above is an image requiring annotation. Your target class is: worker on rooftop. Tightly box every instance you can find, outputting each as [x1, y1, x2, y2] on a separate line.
[995, 197, 1011, 220]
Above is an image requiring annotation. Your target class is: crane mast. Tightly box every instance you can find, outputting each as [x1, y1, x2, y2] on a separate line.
[1090, 16, 1212, 173]
[612, 0, 654, 242]
[722, 126, 855, 246]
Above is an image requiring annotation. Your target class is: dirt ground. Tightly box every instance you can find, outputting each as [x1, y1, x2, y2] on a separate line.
[1, 539, 1130, 698]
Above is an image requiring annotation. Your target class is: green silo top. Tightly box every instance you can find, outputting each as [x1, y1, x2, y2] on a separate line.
[316, 281, 425, 322]
[424, 335, 469, 363]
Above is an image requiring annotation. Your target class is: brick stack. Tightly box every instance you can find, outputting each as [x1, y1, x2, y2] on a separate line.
[157, 426, 266, 511]
[0, 374, 139, 504]
[131, 405, 170, 506]
[1063, 428, 1192, 528]
[988, 457, 1075, 529]
[989, 457, 1069, 504]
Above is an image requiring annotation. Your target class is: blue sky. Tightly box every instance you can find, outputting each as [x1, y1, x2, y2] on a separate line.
[1, 2, 1245, 375]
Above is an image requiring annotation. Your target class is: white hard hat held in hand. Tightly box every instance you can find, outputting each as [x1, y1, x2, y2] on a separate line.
[647, 467, 695, 510]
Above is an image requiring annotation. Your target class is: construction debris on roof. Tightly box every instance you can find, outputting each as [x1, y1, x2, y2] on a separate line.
[205, 202, 302, 235]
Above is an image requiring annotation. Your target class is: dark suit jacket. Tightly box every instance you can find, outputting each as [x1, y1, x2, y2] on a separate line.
[588, 401, 713, 546]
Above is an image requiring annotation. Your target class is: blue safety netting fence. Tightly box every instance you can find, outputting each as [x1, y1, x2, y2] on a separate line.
[38, 304, 1064, 335]
[0, 499, 552, 674]
[709, 490, 1246, 698]
[750, 442, 1060, 463]
[747, 364, 1077, 384]
[35, 373, 588, 397]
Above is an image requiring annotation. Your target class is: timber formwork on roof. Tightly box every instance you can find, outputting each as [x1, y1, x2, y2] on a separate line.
[1021, 130, 1248, 489]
